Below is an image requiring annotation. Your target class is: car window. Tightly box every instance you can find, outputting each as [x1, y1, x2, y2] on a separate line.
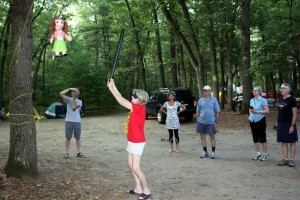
[172, 90, 191, 98]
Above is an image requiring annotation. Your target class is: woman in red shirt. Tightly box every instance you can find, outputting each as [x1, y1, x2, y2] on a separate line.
[107, 79, 151, 200]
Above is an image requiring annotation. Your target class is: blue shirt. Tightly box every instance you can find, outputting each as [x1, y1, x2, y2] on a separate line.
[196, 96, 220, 124]
[248, 96, 268, 122]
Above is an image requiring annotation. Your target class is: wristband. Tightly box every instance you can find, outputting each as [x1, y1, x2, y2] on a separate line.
[291, 124, 296, 126]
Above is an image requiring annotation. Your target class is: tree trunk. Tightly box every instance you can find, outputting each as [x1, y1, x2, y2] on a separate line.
[33, 42, 49, 91]
[205, 2, 219, 100]
[240, 0, 252, 114]
[153, 7, 166, 88]
[124, 0, 147, 91]
[5, 0, 38, 177]
[219, 39, 226, 109]
[158, 0, 205, 96]
[179, 43, 187, 88]
[170, 31, 178, 88]
[0, 8, 11, 109]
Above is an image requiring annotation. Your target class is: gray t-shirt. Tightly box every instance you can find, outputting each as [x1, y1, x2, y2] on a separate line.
[64, 97, 82, 123]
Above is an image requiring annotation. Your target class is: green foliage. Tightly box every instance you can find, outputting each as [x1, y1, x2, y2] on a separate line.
[1, 0, 299, 112]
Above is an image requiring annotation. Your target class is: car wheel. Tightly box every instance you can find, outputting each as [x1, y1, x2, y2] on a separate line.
[157, 111, 165, 124]
[184, 114, 193, 122]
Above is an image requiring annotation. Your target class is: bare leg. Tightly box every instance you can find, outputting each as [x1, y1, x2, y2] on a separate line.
[262, 143, 267, 154]
[200, 134, 207, 149]
[209, 134, 216, 148]
[128, 154, 142, 194]
[65, 138, 71, 154]
[290, 142, 296, 160]
[254, 143, 260, 152]
[131, 154, 150, 195]
[169, 143, 173, 152]
[281, 143, 288, 159]
[176, 144, 179, 152]
[75, 138, 81, 153]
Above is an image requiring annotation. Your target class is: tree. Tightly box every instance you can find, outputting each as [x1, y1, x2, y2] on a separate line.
[240, 0, 252, 113]
[4, 0, 38, 177]
[158, 0, 205, 96]
[0, 7, 11, 109]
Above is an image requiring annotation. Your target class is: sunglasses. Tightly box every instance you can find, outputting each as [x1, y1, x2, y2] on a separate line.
[132, 92, 139, 99]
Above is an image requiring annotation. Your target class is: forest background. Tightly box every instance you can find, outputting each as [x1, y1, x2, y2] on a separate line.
[0, 0, 300, 198]
[0, 0, 299, 114]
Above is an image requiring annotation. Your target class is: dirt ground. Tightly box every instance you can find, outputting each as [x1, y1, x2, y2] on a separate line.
[0, 107, 299, 200]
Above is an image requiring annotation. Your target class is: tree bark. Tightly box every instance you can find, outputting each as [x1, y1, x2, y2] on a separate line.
[5, 0, 38, 177]
[170, 30, 178, 88]
[0, 8, 11, 109]
[205, 2, 219, 101]
[179, 43, 187, 88]
[125, 0, 147, 91]
[152, 7, 166, 88]
[158, 0, 205, 97]
[219, 39, 226, 109]
[241, 0, 252, 113]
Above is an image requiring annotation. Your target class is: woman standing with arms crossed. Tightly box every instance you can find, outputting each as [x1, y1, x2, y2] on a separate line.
[160, 91, 186, 152]
[249, 86, 270, 161]
[107, 79, 151, 200]
[277, 83, 298, 167]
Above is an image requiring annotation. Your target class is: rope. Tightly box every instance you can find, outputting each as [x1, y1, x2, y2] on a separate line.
[9, 0, 34, 72]
[7, 1, 44, 128]
[7, 93, 44, 128]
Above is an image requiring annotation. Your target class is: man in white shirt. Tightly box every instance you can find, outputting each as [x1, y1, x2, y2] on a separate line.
[59, 88, 84, 159]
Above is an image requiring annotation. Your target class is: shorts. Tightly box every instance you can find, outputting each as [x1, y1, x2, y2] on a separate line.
[127, 141, 146, 155]
[65, 121, 81, 139]
[196, 122, 216, 134]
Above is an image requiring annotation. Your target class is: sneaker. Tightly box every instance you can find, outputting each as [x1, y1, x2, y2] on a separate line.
[211, 152, 216, 159]
[260, 153, 269, 162]
[278, 159, 289, 166]
[252, 153, 262, 160]
[200, 152, 209, 158]
[289, 160, 295, 167]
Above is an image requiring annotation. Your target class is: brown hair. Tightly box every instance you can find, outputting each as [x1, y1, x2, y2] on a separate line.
[50, 17, 68, 35]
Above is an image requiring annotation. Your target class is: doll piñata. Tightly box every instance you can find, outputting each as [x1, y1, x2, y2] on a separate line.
[49, 17, 72, 57]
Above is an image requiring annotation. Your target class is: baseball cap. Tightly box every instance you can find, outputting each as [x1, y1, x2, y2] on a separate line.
[203, 85, 211, 91]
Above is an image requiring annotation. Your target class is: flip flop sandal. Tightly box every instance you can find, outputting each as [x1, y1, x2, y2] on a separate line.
[77, 153, 85, 158]
[138, 193, 151, 200]
[63, 153, 69, 159]
[127, 189, 141, 195]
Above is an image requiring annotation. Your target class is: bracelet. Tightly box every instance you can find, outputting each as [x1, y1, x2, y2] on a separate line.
[291, 124, 296, 126]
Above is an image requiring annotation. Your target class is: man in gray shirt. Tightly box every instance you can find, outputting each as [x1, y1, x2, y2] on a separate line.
[60, 88, 84, 159]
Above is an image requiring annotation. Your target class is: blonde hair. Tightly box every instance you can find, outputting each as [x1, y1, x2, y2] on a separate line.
[133, 89, 149, 105]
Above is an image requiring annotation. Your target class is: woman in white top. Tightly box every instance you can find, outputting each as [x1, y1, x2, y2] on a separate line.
[160, 91, 186, 152]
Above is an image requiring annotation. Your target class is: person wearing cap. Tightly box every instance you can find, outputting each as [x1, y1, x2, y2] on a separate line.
[196, 85, 220, 159]
[249, 86, 270, 161]
[160, 91, 186, 152]
[107, 79, 151, 200]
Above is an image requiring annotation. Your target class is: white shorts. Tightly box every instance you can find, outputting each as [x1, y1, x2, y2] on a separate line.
[126, 141, 146, 155]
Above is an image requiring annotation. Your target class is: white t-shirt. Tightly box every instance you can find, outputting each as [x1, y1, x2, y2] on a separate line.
[65, 97, 82, 123]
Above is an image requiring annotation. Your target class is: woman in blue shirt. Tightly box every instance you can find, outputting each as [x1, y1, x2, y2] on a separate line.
[249, 86, 269, 161]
